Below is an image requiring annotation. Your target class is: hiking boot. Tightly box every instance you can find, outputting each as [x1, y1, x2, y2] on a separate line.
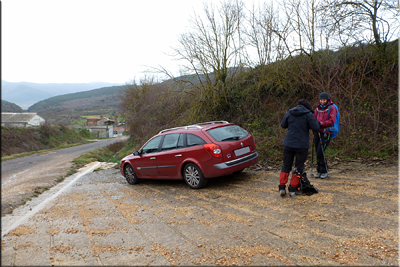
[289, 190, 302, 197]
[279, 185, 286, 196]
[288, 185, 302, 197]
[295, 186, 303, 195]
[313, 173, 322, 178]
[320, 173, 329, 179]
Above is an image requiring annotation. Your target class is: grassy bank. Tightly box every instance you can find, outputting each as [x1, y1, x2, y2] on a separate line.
[1, 124, 96, 158]
[1, 140, 96, 162]
[71, 137, 136, 169]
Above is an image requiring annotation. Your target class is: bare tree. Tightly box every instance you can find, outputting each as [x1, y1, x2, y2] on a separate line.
[245, 0, 327, 62]
[319, 0, 399, 50]
[120, 76, 187, 141]
[172, 1, 245, 99]
[281, 0, 321, 57]
[243, 2, 279, 66]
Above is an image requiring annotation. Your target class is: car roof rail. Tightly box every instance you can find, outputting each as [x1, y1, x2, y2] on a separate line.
[194, 121, 230, 126]
[159, 125, 202, 134]
[158, 121, 230, 134]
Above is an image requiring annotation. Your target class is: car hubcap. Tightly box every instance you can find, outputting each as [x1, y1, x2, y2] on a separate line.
[125, 166, 135, 183]
[185, 166, 200, 186]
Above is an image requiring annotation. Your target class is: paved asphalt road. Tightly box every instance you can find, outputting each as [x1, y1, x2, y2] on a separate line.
[1, 136, 129, 216]
[1, 162, 398, 266]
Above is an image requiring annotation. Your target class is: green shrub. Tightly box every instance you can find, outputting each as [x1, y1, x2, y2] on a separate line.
[1, 125, 95, 157]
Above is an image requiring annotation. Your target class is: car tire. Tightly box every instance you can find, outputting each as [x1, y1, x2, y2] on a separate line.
[183, 163, 208, 189]
[124, 164, 139, 185]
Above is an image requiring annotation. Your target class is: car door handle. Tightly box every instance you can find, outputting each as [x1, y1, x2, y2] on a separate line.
[175, 154, 182, 157]
[150, 157, 156, 160]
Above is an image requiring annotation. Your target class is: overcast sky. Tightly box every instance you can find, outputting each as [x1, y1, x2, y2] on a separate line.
[2, 0, 263, 85]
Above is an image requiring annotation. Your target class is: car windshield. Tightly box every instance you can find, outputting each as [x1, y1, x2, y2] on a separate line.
[206, 125, 249, 142]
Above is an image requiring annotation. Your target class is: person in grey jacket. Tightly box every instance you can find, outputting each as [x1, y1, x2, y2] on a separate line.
[279, 99, 320, 197]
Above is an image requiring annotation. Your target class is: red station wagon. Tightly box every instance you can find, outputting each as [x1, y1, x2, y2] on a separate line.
[119, 121, 259, 189]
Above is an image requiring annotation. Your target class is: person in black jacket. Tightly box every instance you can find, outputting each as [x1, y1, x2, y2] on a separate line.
[279, 99, 320, 197]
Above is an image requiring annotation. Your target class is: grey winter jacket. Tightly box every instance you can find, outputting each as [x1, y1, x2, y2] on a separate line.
[281, 105, 320, 149]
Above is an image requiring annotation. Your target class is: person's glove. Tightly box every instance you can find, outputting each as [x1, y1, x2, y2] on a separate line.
[319, 121, 329, 128]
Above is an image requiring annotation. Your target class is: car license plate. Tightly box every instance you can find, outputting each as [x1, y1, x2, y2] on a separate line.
[234, 146, 250, 157]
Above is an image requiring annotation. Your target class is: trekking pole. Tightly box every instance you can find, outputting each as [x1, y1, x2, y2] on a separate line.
[318, 131, 329, 175]
[311, 131, 315, 176]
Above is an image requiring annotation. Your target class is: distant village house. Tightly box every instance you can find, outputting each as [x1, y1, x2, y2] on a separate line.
[82, 114, 125, 138]
[1, 112, 46, 127]
[84, 114, 115, 126]
[85, 116, 101, 126]
[113, 126, 126, 136]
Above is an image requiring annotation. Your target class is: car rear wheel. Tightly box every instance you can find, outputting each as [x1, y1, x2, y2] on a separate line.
[183, 163, 208, 189]
[124, 164, 139, 185]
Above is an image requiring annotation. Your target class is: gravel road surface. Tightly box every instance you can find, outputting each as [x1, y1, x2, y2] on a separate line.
[1, 161, 398, 266]
[1, 136, 128, 216]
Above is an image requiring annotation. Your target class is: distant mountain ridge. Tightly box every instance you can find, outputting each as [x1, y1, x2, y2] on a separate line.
[1, 80, 124, 110]
[4, 75, 198, 125]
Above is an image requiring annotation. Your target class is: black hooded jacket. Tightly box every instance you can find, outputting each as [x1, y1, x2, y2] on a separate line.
[281, 105, 320, 149]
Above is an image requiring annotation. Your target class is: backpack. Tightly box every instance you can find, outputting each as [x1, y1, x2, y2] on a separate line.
[293, 169, 319, 196]
[317, 103, 340, 138]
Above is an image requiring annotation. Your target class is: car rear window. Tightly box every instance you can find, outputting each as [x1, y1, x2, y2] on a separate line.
[206, 125, 249, 142]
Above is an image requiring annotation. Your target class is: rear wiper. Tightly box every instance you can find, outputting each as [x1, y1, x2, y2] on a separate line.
[221, 136, 240, 141]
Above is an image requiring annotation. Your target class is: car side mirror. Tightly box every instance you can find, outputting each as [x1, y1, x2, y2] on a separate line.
[134, 151, 140, 156]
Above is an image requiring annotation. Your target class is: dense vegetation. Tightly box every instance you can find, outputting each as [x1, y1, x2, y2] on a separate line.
[1, 124, 95, 157]
[119, 0, 398, 164]
[121, 40, 398, 164]
[1, 100, 24, 112]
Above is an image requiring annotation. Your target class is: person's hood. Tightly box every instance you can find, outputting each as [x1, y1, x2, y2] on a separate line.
[289, 105, 312, 116]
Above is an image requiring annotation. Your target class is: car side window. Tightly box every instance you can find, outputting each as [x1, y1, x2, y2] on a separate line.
[177, 133, 184, 148]
[187, 134, 206, 147]
[141, 136, 162, 154]
[161, 134, 180, 151]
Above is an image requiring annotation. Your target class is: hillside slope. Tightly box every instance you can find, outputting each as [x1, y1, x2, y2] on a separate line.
[1, 80, 123, 110]
[28, 85, 126, 111]
[120, 40, 398, 161]
[28, 85, 127, 125]
[1, 100, 24, 112]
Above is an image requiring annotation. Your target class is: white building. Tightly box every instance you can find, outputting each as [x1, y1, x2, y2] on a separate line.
[1, 113, 46, 127]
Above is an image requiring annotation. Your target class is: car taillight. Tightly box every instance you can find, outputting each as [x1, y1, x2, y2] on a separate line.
[204, 144, 223, 158]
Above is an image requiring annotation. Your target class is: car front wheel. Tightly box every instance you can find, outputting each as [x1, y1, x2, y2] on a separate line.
[183, 163, 208, 189]
[124, 164, 139, 185]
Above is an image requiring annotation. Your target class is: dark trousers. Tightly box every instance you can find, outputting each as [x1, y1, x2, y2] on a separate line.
[313, 131, 331, 173]
[281, 146, 308, 174]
